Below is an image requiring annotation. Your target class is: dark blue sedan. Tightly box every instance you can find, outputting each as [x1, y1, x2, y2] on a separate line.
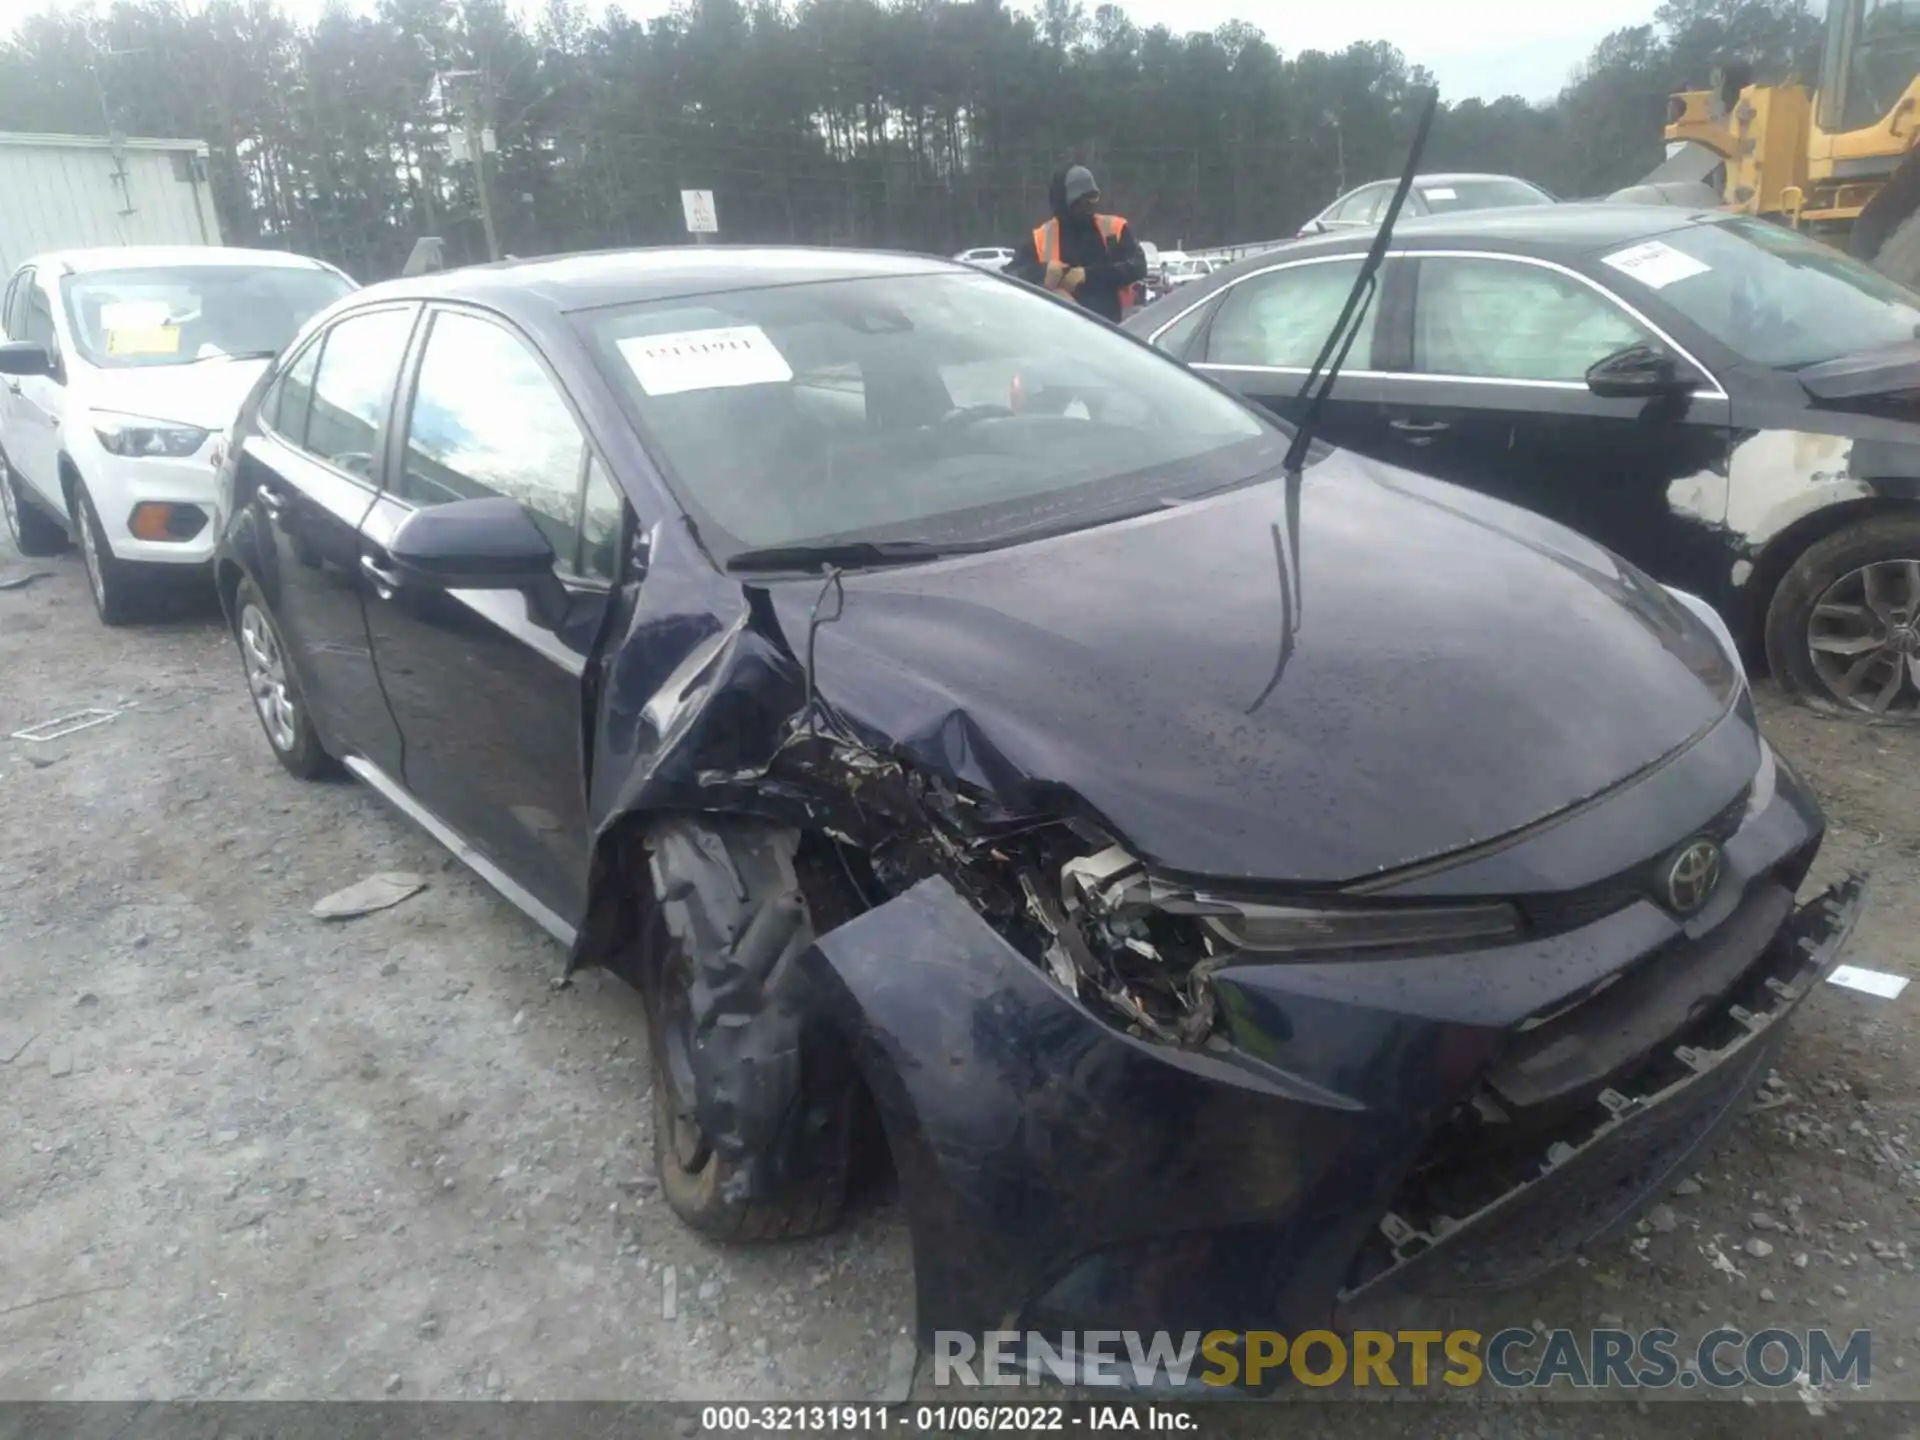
[211, 246, 1864, 1372]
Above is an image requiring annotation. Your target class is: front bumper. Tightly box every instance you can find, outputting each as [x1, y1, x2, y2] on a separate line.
[801, 750, 1862, 1349]
[72, 437, 219, 566]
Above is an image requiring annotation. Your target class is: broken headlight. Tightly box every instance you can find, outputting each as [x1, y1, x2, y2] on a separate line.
[1198, 900, 1520, 955]
[1062, 844, 1519, 958]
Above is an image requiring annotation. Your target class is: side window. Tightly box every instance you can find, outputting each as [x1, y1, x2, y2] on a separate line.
[1334, 187, 1385, 224]
[2, 270, 24, 339]
[268, 338, 323, 448]
[1202, 260, 1380, 369]
[1151, 297, 1216, 360]
[401, 309, 592, 573]
[25, 283, 59, 362]
[1414, 258, 1652, 382]
[305, 307, 415, 476]
[578, 456, 624, 581]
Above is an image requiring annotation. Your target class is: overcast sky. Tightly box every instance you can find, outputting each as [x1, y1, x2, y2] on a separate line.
[1, 0, 1666, 101]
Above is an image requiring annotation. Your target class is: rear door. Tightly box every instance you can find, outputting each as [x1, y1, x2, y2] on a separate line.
[1381, 252, 1734, 594]
[358, 304, 625, 932]
[1183, 253, 1405, 457]
[233, 303, 419, 771]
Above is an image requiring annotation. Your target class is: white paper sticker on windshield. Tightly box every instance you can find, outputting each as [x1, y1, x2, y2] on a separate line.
[1601, 240, 1711, 289]
[618, 326, 793, 396]
[1422, 186, 1457, 201]
[100, 300, 175, 330]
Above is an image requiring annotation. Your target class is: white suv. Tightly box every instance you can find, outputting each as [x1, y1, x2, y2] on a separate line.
[0, 247, 353, 623]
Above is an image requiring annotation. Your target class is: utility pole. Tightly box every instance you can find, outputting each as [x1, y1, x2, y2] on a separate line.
[1323, 111, 1346, 197]
[468, 104, 501, 261]
[442, 68, 501, 262]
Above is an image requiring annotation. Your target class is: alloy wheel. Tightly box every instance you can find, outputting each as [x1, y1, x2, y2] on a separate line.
[1806, 557, 1920, 716]
[0, 463, 17, 545]
[240, 603, 300, 752]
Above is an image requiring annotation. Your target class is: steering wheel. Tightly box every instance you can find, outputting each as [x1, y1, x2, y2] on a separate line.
[937, 404, 1017, 429]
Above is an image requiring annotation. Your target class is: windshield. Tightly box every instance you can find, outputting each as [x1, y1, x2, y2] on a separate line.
[1826, 0, 1920, 133]
[61, 264, 354, 369]
[581, 271, 1279, 562]
[1600, 217, 1920, 370]
[1417, 178, 1553, 214]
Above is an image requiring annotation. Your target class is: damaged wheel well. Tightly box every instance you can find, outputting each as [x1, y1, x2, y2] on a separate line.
[572, 810, 883, 1219]
[1739, 495, 1920, 658]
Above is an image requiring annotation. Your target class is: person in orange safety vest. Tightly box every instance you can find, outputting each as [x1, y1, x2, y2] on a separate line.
[1004, 164, 1148, 324]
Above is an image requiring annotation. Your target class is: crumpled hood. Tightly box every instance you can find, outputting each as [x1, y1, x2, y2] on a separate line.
[79, 358, 271, 433]
[770, 452, 1741, 885]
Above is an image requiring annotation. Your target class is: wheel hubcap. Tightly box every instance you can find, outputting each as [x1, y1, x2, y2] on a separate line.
[1807, 557, 1920, 716]
[240, 603, 300, 751]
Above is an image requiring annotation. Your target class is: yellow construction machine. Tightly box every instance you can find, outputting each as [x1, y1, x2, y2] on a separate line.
[1650, 0, 1920, 283]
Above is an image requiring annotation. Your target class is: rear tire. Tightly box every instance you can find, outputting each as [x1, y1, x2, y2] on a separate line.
[643, 819, 853, 1241]
[1764, 513, 1920, 718]
[71, 479, 139, 626]
[0, 454, 66, 558]
[233, 575, 334, 778]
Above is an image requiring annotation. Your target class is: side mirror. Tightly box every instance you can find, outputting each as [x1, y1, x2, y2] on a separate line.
[387, 496, 556, 590]
[0, 342, 54, 378]
[1586, 344, 1700, 400]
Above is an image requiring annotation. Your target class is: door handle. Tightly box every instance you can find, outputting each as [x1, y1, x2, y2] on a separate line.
[1389, 418, 1451, 434]
[256, 484, 286, 516]
[3, 380, 18, 395]
[360, 553, 402, 599]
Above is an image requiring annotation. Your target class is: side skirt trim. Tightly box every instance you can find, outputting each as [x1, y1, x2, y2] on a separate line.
[342, 754, 578, 947]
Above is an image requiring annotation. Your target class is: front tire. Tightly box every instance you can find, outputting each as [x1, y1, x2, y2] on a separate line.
[1, 455, 68, 558]
[233, 575, 334, 778]
[643, 819, 854, 1241]
[1765, 514, 1920, 718]
[71, 479, 139, 625]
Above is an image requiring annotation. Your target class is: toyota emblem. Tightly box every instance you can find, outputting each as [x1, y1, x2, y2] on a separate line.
[1663, 838, 1723, 914]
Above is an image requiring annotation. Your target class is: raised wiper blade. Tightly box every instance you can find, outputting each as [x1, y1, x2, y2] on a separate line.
[725, 539, 963, 573]
[1281, 86, 1441, 474]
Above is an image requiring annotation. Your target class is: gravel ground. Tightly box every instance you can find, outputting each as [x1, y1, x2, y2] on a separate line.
[1, 536, 1915, 1430]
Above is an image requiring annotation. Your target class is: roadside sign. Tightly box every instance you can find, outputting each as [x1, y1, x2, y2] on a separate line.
[681, 189, 718, 234]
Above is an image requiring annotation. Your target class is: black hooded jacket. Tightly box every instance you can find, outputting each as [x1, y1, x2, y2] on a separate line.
[1004, 167, 1149, 324]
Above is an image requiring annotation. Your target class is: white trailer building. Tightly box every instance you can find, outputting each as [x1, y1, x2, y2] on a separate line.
[0, 131, 222, 274]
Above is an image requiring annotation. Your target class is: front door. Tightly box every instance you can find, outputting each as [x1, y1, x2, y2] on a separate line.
[1184, 253, 1402, 458]
[11, 272, 69, 512]
[1382, 254, 1734, 601]
[235, 304, 419, 771]
[359, 305, 623, 930]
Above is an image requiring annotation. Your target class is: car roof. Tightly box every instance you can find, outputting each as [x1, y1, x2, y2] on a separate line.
[1414, 172, 1543, 185]
[1268, 202, 1714, 259]
[349, 246, 966, 316]
[26, 245, 337, 275]
[1126, 204, 1726, 328]
[1345, 172, 1546, 190]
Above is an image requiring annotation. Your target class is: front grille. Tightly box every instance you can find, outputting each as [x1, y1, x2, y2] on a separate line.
[1517, 785, 1751, 935]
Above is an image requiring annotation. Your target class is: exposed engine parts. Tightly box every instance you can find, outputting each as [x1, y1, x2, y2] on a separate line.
[770, 737, 1226, 1047]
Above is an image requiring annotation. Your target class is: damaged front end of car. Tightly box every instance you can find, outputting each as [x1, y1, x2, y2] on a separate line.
[563, 518, 1866, 1357]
